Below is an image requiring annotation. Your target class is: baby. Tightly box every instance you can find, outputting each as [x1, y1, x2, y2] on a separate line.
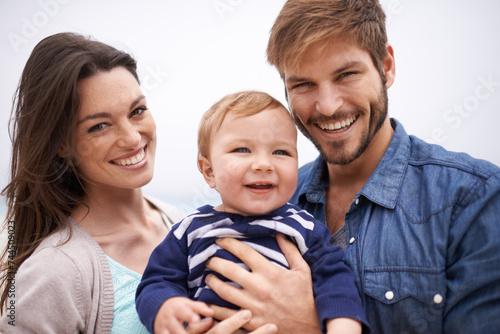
[136, 91, 367, 333]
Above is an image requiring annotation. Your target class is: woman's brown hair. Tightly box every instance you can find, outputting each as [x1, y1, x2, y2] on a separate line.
[0, 32, 139, 312]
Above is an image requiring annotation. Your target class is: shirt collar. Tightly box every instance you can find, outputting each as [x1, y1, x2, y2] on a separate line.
[297, 155, 329, 204]
[359, 118, 409, 209]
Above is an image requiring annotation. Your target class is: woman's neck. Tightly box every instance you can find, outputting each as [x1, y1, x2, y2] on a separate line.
[71, 187, 149, 234]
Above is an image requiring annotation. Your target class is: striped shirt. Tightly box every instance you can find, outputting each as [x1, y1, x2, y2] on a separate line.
[137, 203, 367, 332]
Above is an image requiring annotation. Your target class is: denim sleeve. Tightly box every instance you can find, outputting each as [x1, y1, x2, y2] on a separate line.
[445, 172, 500, 332]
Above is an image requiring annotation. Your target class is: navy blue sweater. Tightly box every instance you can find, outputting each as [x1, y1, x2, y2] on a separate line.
[136, 203, 367, 333]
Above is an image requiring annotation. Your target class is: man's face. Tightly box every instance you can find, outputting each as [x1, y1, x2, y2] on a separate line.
[284, 37, 394, 166]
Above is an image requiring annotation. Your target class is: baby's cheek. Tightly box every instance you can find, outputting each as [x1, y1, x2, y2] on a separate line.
[215, 163, 240, 188]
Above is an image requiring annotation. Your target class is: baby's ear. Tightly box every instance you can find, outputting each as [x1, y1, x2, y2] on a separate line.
[198, 156, 216, 188]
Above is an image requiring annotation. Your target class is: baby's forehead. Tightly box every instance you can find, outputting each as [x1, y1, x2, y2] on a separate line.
[223, 107, 297, 138]
[229, 105, 293, 122]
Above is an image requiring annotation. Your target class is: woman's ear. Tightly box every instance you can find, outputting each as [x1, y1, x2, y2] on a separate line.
[58, 142, 69, 158]
[198, 156, 216, 188]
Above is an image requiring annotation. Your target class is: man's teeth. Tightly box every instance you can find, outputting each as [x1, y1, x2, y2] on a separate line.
[114, 149, 145, 166]
[318, 116, 356, 130]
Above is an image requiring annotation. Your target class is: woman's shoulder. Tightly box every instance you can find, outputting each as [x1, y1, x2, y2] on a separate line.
[6, 219, 113, 333]
[25, 219, 106, 275]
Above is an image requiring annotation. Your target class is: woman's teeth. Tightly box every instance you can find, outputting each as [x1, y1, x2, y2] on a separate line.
[114, 149, 145, 166]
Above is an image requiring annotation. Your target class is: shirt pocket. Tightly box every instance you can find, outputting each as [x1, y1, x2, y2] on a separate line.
[364, 267, 446, 306]
[363, 268, 447, 333]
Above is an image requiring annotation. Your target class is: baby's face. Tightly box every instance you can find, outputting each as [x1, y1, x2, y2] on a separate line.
[207, 106, 298, 216]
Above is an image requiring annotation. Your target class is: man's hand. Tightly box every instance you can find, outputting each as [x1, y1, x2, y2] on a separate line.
[205, 234, 321, 333]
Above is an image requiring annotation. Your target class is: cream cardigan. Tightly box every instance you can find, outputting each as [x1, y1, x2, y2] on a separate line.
[0, 198, 183, 334]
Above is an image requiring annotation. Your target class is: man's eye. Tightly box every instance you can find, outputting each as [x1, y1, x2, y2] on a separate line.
[233, 147, 250, 153]
[294, 82, 311, 89]
[340, 71, 356, 78]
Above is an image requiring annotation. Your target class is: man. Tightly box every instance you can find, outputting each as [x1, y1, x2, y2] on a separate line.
[203, 0, 500, 333]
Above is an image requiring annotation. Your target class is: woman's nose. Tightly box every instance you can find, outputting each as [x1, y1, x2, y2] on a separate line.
[116, 122, 141, 148]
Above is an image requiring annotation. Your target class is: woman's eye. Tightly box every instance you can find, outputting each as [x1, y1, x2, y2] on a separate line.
[130, 106, 147, 117]
[88, 123, 108, 133]
[273, 150, 289, 156]
[233, 147, 250, 153]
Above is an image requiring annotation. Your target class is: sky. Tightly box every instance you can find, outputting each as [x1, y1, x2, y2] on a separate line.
[1, 0, 500, 215]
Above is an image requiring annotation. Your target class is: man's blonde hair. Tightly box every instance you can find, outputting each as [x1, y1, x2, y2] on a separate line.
[267, 0, 388, 81]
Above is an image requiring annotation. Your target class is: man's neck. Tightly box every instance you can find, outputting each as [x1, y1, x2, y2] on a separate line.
[325, 118, 394, 234]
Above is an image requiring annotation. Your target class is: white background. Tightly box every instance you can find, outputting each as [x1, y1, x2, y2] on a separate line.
[1, 0, 500, 216]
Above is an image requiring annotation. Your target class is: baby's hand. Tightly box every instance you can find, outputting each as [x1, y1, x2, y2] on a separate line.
[154, 296, 214, 334]
[326, 317, 362, 334]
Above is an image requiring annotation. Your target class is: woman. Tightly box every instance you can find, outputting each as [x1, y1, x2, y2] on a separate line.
[0, 33, 276, 334]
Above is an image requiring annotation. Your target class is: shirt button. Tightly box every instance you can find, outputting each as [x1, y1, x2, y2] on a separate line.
[349, 237, 355, 244]
[433, 294, 443, 304]
[355, 198, 360, 205]
[385, 291, 394, 301]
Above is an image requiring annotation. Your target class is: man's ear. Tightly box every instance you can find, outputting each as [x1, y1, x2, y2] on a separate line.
[383, 43, 396, 89]
[198, 156, 216, 188]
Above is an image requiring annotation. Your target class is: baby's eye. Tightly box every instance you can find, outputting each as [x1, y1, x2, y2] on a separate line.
[233, 147, 250, 153]
[273, 150, 289, 156]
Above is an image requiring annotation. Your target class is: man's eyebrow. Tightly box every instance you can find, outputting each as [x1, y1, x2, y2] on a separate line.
[333, 61, 363, 75]
[77, 95, 146, 125]
[286, 75, 308, 84]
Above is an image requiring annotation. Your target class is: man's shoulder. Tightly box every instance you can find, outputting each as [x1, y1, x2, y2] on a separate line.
[298, 159, 318, 174]
[408, 135, 500, 179]
[399, 135, 500, 218]
[297, 155, 325, 184]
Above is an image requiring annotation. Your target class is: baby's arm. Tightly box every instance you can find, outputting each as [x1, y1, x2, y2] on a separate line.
[154, 296, 214, 334]
[326, 317, 362, 334]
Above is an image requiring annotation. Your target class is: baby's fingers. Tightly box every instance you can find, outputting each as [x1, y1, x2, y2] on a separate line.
[176, 300, 213, 325]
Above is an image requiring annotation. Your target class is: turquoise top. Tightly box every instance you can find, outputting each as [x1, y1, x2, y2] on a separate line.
[107, 199, 175, 334]
[107, 256, 150, 334]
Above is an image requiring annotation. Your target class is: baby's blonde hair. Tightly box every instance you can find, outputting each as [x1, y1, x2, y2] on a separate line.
[198, 90, 288, 158]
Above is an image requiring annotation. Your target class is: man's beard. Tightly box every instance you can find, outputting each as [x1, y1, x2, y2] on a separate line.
[293, 85, 389, 166]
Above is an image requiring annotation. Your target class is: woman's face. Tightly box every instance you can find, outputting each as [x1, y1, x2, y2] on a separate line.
[71, 66, 156, 193]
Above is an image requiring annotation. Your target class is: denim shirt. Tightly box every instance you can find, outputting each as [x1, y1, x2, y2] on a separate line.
[290, 118, 500, 333]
